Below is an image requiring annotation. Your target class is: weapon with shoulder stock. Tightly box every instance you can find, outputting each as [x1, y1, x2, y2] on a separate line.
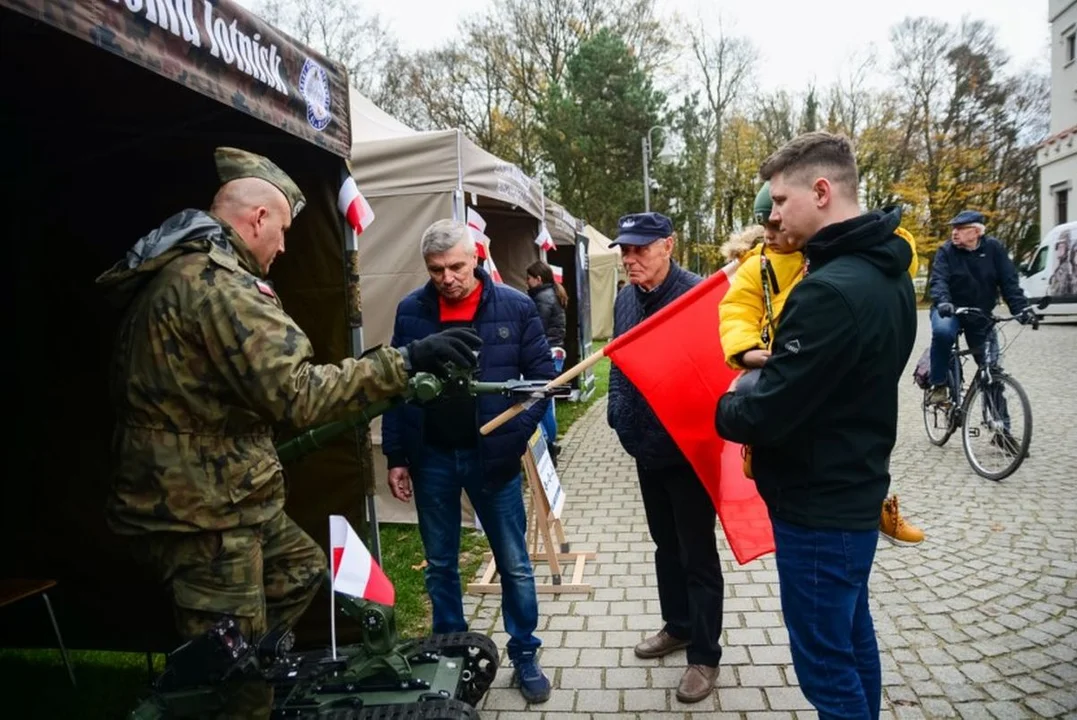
[275, 364, 572, 464]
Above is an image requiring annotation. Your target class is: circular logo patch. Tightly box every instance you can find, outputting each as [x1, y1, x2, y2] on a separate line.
[299, 58, 331, 132]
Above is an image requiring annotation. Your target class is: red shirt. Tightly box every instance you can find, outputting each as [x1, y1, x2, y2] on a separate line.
[438, 280, 483, 323]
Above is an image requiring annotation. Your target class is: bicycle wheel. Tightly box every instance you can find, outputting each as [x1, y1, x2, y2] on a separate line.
[922, 388, 956, 446]
[961, 372, 1032, 480]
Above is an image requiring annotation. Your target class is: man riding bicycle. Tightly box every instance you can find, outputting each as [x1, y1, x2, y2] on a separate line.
[926, 210, 1036, 408]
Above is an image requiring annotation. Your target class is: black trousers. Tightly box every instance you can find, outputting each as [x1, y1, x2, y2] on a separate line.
[637, 460, 725, 667]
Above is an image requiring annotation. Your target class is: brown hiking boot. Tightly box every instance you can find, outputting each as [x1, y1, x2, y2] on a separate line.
[880, 495, 924, 546]
[676, 664, 718, 703]
[634, 630, 689, 659]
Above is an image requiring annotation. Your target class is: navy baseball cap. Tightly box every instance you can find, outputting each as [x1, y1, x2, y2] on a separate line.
[610, 212, 673, 247]
[949, 210, 985, 226]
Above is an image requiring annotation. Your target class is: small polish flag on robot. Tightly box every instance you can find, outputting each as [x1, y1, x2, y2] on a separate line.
[338, 177, 375, 234]
[329, 515, 394, 606]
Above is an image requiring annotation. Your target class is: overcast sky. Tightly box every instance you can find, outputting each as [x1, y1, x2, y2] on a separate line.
[237, 0, 1048, 94]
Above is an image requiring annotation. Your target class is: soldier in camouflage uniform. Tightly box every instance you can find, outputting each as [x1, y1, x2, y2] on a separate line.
[97, 147, 481, 645]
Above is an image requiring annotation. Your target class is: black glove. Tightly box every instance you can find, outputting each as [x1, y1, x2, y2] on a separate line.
[1017, 307, 1036, 325]
[936, 302, 955, 318]
[403, 328, 482, 376]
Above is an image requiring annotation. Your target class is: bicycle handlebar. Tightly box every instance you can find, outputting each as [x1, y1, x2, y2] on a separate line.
[954, 306, 1038, 330]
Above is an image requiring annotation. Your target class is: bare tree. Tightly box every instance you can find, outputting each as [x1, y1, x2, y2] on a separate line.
[684, 16, 757, 237]
[256, 0, 401, 109]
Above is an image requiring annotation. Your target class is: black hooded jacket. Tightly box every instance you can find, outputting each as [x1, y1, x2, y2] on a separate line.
[715, 207, 917, 531]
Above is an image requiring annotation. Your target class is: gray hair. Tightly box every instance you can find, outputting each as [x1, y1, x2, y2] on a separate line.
[970, 222, 986, 235]
[420, 219, 475, 258]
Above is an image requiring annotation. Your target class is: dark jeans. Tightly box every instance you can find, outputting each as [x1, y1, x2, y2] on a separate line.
[772, 516, 881, 720]
[636, 460, 724, 667]
[929, 309, 1010, 429]
[928, 308, 998, 385]
[411, 446, 540, 661]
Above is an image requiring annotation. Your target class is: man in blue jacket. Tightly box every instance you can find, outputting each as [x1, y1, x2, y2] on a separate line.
[926, 210, 1035, 407]
[383, 218, 555, 704]
[607, 212, 726, 704]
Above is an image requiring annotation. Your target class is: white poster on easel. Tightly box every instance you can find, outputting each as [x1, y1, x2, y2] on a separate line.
[527, 429, 565, 519]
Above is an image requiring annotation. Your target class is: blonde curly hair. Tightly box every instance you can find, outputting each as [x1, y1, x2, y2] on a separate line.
[720, 225, 765, 264]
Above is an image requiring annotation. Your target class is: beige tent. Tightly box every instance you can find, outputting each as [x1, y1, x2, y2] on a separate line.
[585, 225, 622, 339]
[351, 128, 546, 347]
[349, 92, 549, 525]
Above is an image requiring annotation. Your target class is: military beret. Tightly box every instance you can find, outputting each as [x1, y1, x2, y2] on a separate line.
[949, 210, 985, 226]
[214, 146, 306, 219]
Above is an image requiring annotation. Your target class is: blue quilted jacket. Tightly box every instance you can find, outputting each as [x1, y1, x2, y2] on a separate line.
[382, 267, 555, 485]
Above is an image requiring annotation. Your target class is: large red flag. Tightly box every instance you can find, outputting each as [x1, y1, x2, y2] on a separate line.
[604, 263, 774, 565]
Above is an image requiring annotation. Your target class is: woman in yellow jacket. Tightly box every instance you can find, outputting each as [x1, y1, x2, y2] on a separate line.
[718, 182, 925, 545]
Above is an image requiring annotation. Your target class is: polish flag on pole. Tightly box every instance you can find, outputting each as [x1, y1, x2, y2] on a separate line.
[466, 207, 503, 283]
[329, 515, 395, 657]
[550, 264, 564, 284]
[466, 207, 489, 260]
[338, 176, 375, 235]
[535, 224, 555, 252]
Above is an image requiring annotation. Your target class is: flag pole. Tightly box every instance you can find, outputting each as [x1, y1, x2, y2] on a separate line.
[479, 348, 608, 436]
[329, 522, 338, 660]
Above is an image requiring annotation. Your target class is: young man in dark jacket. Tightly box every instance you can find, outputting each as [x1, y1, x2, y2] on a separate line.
[926, 210, 1034, 408]
[383, 219, 556, 704]
[607, 212, 726, 704]
[715, 132, 917, 719]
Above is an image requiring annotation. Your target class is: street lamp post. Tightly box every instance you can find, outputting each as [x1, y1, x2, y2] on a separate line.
[641, 125, 665, 212]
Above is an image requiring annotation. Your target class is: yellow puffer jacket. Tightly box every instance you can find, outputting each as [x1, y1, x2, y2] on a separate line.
[719, 228, 919, 369]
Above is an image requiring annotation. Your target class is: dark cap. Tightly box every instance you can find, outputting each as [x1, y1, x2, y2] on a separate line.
[949, 210, 985, 226]
[610, 212, 673, 247]
[214, 146, 307, 219]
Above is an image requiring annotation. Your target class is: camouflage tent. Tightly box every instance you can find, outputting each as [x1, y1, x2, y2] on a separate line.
[2, 0, 376, 651]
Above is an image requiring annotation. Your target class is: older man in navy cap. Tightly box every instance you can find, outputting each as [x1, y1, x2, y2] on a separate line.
[927, 210, 1035, 411]
[606, 212, 726, 704]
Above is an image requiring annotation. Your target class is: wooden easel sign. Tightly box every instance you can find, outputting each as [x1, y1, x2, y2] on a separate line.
[467, 430, 594, 595]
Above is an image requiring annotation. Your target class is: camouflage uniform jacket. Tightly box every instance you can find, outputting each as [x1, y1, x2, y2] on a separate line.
[97, 210, 408, 535]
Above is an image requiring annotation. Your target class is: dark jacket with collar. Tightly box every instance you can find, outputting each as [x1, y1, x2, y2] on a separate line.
[528, 283, 567, 347]
[382, 267, 555, 486]
[716, 207, 917, 531]
[929, 235, 1029, 317]
[608, 262, 701, 468]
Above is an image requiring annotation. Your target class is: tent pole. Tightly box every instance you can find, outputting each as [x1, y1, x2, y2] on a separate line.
[341, 163, 382, 565]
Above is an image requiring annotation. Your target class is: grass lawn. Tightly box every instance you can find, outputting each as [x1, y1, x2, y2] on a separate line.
[1, 340, 614, 718]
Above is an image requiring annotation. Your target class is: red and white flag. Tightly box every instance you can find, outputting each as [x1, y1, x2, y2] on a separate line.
[535, 224, 555, 252]
[466, 207, 503, 283]
[338, 176, 375, 235]
[550, 264, 564, 284]
[329, 515, 394, 606]
[466, 207, 489, 260]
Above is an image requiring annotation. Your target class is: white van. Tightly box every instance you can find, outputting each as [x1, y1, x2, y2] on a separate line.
[1019, 221, 1077, 317]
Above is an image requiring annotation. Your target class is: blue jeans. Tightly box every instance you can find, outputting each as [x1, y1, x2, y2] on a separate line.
[411, 446, 540, 660]
[928, 308, 997, 386]
[540, 402, 557, 443]
[772, 517, 880, 720]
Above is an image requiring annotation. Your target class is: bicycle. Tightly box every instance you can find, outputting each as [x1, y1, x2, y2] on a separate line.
[921, 307, 1037, 481]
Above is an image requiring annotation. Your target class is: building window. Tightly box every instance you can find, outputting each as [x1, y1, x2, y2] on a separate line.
[1058, 188, 1069, 225]
[1067, 27, 1076, 64]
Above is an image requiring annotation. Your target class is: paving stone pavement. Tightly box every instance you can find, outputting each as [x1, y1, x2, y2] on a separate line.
[466, 310, 1077, 719]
